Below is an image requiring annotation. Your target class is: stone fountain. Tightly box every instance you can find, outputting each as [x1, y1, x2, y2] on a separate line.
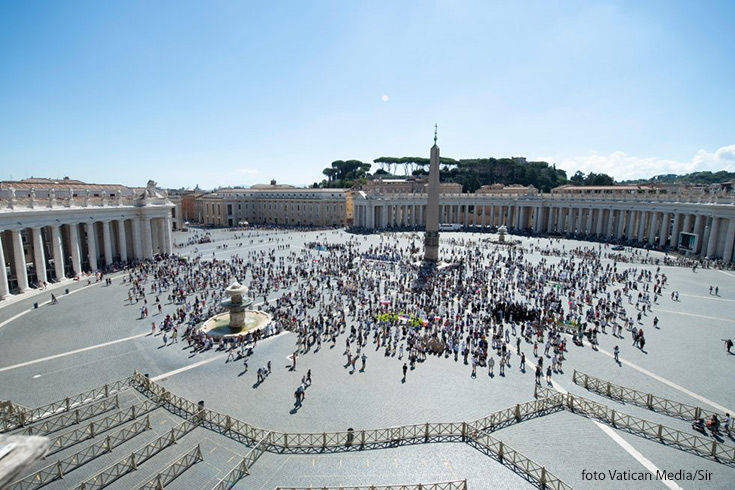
[200, 281, 271, 339]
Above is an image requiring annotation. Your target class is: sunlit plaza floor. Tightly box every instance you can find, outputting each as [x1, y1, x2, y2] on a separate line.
[1, 228, 734, 489]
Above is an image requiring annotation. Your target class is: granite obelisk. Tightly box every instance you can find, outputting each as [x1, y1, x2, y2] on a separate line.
[423, 125, 440, 263]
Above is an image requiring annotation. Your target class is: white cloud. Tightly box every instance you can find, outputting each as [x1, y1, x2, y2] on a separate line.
[381, 94, 389, 102]
[540, 144, 735, 181]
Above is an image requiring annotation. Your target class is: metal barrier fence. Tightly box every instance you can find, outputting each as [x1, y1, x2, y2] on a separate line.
[139, 444, 203, 490]
[468, 430, 570, 490]
[16, 395, 119, 436]
[536, 386, 735, 465]
[0, 399, 30, 427]
[572, 370, 723, 421]
[8, 416, 151, 490]
[1, 376, 133, 432]
[130, 372, 571, 488]
[76, 420, 197, 489]
[275, 480, 468, 490]
[212, 432, 272, 489]
[46, 399, 159, 455]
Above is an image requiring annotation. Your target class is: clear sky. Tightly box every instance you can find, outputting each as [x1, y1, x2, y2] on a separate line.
[1, 1, 734, 189]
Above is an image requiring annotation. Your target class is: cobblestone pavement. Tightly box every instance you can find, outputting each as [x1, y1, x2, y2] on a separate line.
[1, 228, 734, 489]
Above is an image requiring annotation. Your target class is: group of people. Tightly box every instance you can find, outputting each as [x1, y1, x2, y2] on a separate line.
[101, 225, 730, 437]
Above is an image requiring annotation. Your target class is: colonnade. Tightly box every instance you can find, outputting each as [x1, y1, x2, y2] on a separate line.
[0, 215, 173, 299]
[353, 199, 735, 263]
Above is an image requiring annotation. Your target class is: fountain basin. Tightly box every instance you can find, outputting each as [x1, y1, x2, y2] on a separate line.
[199, 309, 271, 339]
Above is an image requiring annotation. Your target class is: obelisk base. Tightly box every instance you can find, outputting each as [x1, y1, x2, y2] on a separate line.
[423, 230, 439, 263]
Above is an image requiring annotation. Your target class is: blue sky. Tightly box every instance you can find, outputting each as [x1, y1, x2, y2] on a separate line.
[1, 1, 734, 188]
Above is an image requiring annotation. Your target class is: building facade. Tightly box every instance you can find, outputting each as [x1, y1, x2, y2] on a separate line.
[195, 185, 350, 228]
[353, 186, 735, 262]
[0, 179, 175, 299]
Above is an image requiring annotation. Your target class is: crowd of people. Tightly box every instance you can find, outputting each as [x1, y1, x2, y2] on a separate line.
[103, 226, 733, 434]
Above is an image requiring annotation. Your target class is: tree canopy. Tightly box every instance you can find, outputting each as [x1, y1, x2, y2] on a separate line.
[313, 155, 623, 192]
[318, 160, 372, 188]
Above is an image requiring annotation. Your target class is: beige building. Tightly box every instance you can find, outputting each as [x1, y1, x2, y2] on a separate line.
[196, 183, 350, 227]
[360, 176, 462, 195]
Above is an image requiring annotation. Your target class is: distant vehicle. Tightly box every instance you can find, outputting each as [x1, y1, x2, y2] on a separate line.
[439, 223, 462, 231]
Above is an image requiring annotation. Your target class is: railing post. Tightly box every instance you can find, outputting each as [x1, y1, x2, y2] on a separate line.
[89, 422, 95, 438]
[461, 422, 467, 441]
[131, 405, 136, 419]
[225, 415, 232, 431]
[657, 424, 663, 440]
[75, 409, 80, 424]
[130, 452, 137, 470]
[146, 415, 151, 429]
[584, 374, 588, 389]
[171, 427, 177, 443]
[104, 384, 109, 397]
[498, 441, 504, 462]
[106, 435, 112, 452]
[541, 466, 547, 486]
[515, 404, 521, 421]
[57, 460, 64, 478]
[611, 409, 616, 427]
[323, 432, 327, 448]
[694, 407, 701, 420]
[156, 474, 163, 489]
[284, 433, 288, 448]
[567, 394, 575, 412]
[647, 393, 653, 409]
[711, 440, 717, 457]
[606, 382, 611, 397]
[65, 397, 70, 411]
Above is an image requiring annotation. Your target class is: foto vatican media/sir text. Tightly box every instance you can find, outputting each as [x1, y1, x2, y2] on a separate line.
[582, 468, 712, 482]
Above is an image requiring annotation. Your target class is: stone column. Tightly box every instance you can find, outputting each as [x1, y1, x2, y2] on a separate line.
[706, 216, 720, 258]
[117, 220, 128, 262]
[659, 212, 670, 247]
[570, 208, 578, 234]
[32, 227, 47, 285]
[693, 214, 704, 253]
[606, 210, 615, 237]
[102, 221, 113, 266]
[615, 211, 626, 239]
[722, 218, 735, 263]
[489, 206, 495, 227]
[381, 206, 387, 229]
[164, 217, 173, 254]
[626, 210, 636, 239]
[682, 214, 692, 234]
[636, 211, 646, 241]
[0, 235, 9, 299]
[141, 218, 154, 259]
[647, 212, 658, 245]
[157, 218, 167, 253]
[595, 209, 604, 236]
[51, 225, 65, 281]
[69, 224, 82, 276]
[85, 222, 98, 271]
[132, 219, 143, 260]
[12, 229, 28, 292]
[669, 213, 681, 248]
[547, 207, 554, 233]
[586, 208, 595, 235]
